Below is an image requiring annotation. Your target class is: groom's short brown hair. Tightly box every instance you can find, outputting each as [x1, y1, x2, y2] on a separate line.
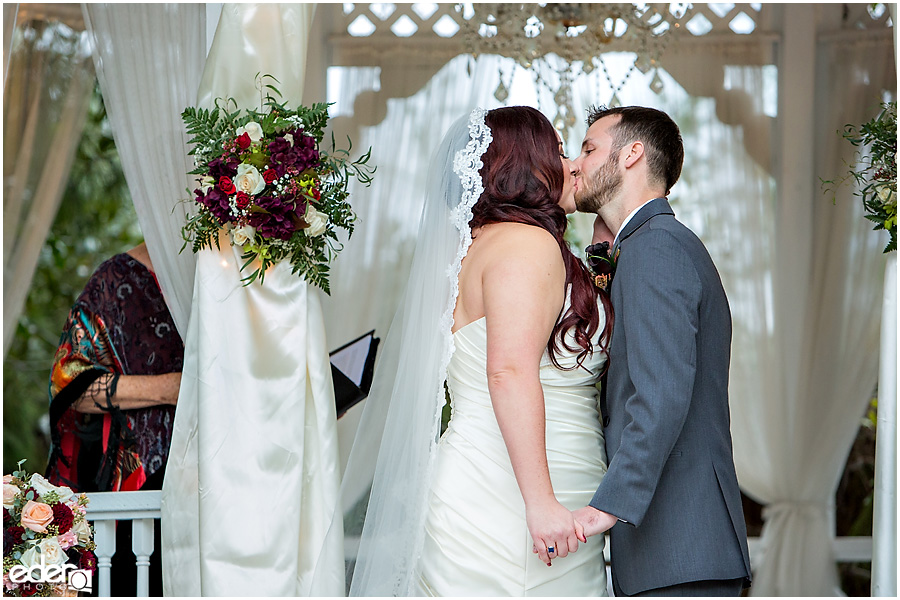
[586, 105, 684, 196]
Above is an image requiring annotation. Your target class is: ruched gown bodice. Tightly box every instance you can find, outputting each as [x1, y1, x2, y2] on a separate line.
[417, 314, 609, 596]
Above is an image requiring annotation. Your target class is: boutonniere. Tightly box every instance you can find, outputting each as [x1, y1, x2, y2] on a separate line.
[585, 241, 617, 292]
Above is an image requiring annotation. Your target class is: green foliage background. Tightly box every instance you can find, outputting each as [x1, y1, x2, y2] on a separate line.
[3, 83, 142, 475]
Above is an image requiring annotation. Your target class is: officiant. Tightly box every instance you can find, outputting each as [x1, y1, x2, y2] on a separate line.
[46, 241, 182, 596]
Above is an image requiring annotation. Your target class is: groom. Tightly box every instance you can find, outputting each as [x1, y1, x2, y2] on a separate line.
[570, 106, 751, 596]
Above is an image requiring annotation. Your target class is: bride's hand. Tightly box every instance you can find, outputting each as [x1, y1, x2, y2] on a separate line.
[526, 498, 587, 565]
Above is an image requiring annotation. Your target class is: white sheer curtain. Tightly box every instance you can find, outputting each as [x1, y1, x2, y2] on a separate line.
[726, 40, 894, 596]
[3, 4, 17, 87]
[3, 19, 94, 356]
[81, 3, 206, 336]
[322, 55, 503, 479]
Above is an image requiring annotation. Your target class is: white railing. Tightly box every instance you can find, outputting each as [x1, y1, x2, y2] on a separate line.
[85, 491, 161, 597]
[87, 492, 874, 596]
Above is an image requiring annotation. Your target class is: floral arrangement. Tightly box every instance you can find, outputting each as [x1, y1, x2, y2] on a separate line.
[181, 76, 375, 291]
[585, 241, 618, 292]
[824, 101, 897, 253]
[3, 463, 96, 597]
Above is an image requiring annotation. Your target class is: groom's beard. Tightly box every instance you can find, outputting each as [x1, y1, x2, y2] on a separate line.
[575, 150, 622, 214]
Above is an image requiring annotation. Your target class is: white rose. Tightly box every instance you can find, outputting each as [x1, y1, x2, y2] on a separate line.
[3, 483, 18, 508]
[70, 518, 92, 545]
[304, 205, 328, 237]
[28, 474, 73, 503]
[230, 224, 256, 247]
[199, 176, 215, 193]
[39, 538, 67, 565]
[234, 164, 266, 196]
[236, 121, 264, 143]
[878, 186, 896, 207]
[19, 545, 40, 569]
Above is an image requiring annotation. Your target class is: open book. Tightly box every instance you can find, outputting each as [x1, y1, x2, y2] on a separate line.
[329, 330, 379, 418]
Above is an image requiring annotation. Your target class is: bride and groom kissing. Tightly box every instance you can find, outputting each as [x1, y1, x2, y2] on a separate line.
[345, 104, 752, 596]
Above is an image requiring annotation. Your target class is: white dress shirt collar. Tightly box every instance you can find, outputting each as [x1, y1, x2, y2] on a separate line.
[613, 198, 656, 248]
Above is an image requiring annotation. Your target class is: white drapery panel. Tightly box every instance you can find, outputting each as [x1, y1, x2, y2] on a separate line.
[728, 40, 894, 596]
[3, 4, 17, 87]
[161, 4, 346, 595]
[81, 3, 206, 337]
[3, 19, 94, 357]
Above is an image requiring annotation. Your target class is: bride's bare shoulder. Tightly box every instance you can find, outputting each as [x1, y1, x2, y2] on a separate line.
[474, 222, 558, 251]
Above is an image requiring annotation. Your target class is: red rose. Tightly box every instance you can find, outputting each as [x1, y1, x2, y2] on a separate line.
[263, 169, 277, 184]
[218, 176, 236, 195]
[236, 132, 251, 150]
[312, 188, 321, 201]
[235, 192, 251, 209]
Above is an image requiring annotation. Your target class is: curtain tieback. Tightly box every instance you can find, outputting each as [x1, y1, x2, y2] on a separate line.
[762, 500, 829, 521]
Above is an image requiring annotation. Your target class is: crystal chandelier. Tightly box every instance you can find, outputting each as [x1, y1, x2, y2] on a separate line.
[458, 3, 687, 140]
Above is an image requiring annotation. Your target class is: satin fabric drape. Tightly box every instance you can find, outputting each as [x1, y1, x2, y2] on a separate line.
[162, 233, 344, 596]
[162, 4, 344, 595]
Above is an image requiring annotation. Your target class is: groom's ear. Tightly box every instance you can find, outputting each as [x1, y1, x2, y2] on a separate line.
[623, 141, 644, 169]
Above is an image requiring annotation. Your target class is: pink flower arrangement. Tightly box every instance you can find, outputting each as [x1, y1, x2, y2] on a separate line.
[3, 464, 96, 597]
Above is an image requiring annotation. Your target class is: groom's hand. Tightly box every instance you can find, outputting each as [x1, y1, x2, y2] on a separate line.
[573, 506, 618, 538]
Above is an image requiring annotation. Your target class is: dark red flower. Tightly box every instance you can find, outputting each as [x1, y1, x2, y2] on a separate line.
[218, 176, 236, 195]
[263, 169, 277, 184]
[51, 503, 73, 534]
[235, 192, 251, 209]
[196, 187, 232, 224]
[311, 187, 321, 201]
[208, 156, 239, 179]
[236, 132, 251, 150]
[79, 549, 97, 573]
[17, 581, 39, 596]
[4, 507, 12, 527]
[5, 525, 25, 551]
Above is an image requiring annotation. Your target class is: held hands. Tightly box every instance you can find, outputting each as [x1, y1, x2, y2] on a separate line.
[572, 506, 618, 538]
[526, 498, 587, 566]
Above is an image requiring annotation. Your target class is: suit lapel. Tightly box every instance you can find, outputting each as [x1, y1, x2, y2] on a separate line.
[613, 197, 674, 256]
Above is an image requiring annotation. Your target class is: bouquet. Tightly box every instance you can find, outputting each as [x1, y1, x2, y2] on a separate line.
[824, 101, 897, 253]
[3, 463, 96, 597]
[181, 76, 375, 291]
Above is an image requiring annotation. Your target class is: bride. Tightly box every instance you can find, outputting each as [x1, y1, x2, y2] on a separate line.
[343, 106, 613, 596]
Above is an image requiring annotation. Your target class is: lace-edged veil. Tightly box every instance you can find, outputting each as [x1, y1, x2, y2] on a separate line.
[331, 108, 493, 596]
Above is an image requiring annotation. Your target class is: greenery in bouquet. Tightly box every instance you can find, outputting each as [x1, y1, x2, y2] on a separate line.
[181, 76, 375, 291]
[825, 101, 897, 253]
[3, 462, 96, 597]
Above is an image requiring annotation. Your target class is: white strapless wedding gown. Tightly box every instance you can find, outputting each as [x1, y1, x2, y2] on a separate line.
[417, 314, 609, 596]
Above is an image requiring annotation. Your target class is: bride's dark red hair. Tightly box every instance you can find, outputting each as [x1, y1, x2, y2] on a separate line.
[470, 106, 612, 367]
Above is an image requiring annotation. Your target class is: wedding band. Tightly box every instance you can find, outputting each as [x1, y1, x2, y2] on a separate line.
[547, 546, 555, 553]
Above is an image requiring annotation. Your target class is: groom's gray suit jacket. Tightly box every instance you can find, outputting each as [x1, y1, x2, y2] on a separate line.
[590, 198, 751, 595]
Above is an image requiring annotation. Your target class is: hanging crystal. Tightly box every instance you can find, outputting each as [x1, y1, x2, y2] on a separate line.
[494, 80, 510, 102]
[609, 92, 621, 108]
[553, 112, 566, 131]
[582, 58, 595, 74]
[633, 54, 652, 74]
[554, 87, 568, 106]
[565, 111, 577, 128]
[649, 70, 664, 94]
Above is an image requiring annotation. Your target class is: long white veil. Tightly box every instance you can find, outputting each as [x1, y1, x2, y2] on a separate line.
[331, 108, 493, 596]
